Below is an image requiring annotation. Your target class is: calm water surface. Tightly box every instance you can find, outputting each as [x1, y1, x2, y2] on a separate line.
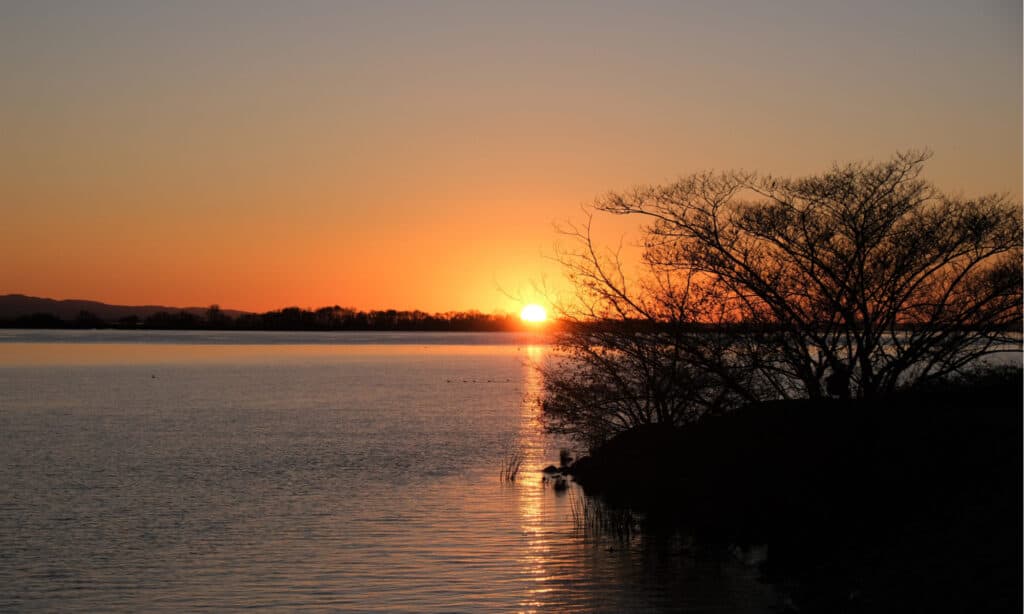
[0, 331, 777, 611]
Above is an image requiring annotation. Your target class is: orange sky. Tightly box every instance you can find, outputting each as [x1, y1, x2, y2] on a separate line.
[2, 1, 1020, 313]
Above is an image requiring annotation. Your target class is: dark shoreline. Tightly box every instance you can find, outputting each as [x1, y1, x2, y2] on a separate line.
[0, 329, 553, 348]
[567, 367, 1023, 613]
[0, 315, 544, 333]
[0, 294, 551, 332]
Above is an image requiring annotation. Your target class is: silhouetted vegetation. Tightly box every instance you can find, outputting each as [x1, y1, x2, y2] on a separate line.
[542, 152, 1021, 610]
[143, 310, 203, 329]
[0, 302, 541, 332]
[499, 443, 526, 483]
[7, 312, 65, 328]
[543, 151, 1022, 446]
[567, 366, 1022, 612]
[569, 489, 638, 542]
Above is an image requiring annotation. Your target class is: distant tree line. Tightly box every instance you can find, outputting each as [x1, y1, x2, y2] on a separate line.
[0, 305, 538, 332]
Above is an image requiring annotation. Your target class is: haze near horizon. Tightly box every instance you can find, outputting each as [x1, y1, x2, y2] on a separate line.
[2, 0, 1020, 313]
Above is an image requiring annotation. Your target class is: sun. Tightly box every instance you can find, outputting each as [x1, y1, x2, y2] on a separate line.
[519, 303, 548, 324]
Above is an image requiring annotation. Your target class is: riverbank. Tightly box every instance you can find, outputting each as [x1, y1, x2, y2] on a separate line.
[568, 367, 1022, 613]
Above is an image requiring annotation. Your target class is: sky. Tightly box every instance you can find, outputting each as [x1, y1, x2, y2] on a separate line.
[1, 0, 1020, 314]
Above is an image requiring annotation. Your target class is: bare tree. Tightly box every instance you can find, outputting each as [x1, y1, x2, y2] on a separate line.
[541, 215, 768, 446]
[543, 152, 1021, 444]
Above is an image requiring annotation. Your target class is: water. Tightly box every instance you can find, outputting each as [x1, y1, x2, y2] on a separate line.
[0, 331, 776, 611]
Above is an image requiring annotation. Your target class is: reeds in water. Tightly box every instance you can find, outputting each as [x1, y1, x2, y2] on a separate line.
[499, 445, 525, 483]
[569, 489, 638, 542]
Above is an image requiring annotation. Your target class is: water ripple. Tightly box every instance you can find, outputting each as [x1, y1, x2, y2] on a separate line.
[0, 343, 777, 611]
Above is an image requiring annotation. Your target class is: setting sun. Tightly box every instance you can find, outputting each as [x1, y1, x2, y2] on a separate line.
[519, 304, 547, 323]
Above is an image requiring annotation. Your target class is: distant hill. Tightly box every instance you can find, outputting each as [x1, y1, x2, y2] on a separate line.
[0, 294, 248, 322]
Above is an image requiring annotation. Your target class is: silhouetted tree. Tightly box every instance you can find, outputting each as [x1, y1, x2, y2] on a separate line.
[205, 304, 231, 328]
[543, 152, 1022, 444]
[74, 310, 105, 329]
[117, 315, 140, 328]
[5, 312, 65, 328]
[144, 310, 201, 329]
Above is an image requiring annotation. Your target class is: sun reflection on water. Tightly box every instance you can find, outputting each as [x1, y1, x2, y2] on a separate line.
[515, 344, 569, 611]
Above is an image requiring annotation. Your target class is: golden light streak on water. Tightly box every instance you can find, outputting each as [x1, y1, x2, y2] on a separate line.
[516, 344, 570, 612]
